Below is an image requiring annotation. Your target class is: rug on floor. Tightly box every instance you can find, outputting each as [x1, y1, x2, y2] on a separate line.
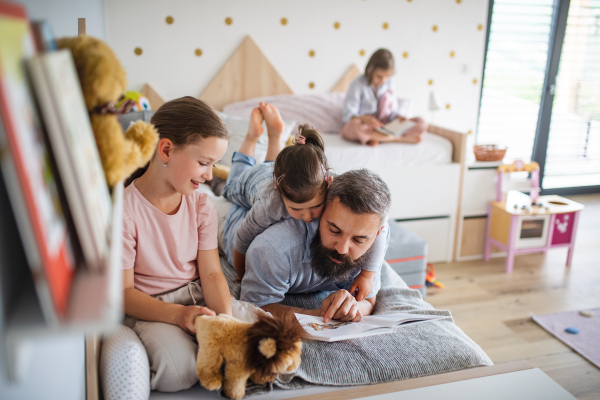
[531, 308, 600, 369]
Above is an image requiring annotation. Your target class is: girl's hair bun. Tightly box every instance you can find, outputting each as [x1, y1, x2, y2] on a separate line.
[295, 124, 325, 153]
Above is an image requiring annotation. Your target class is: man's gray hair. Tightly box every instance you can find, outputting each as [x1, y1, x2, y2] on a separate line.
[326, 169, 391, 225]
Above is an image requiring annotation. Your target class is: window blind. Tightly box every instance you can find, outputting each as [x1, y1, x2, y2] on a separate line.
[543, 0, 600, 189]
[477, 0, 555, 162]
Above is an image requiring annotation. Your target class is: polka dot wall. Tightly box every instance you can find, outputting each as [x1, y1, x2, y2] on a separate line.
[107, 0, 488, 133]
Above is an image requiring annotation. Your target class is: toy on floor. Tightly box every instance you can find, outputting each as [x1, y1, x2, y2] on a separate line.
[484, 160, 584, 273]
[57, 35, 158, 188]
[195, 313, 305, 400]
[425, 263, 445, 288]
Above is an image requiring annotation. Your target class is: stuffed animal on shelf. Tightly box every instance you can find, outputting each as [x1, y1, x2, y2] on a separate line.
[116, 90, 152, 112]
[57, 36, 158, 188]
[195, 313, 305, 400]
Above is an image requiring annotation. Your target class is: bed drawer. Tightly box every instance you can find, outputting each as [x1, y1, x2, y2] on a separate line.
[380, 164, 461, 220]
[397, 218, 453, 263]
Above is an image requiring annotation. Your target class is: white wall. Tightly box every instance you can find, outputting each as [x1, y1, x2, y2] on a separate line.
[17, 0, 106, 39]
[105, 0, 488, 133]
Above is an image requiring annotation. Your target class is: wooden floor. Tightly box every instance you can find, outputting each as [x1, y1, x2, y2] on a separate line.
[427, 193, 600, 400]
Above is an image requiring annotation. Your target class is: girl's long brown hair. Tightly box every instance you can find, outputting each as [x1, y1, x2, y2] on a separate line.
[365, 49, 395, 85]
[273, 124, 329, 204]
[125, 96, 228, 187]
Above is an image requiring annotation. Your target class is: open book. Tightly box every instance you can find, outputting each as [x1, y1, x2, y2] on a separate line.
[295, 312, 446, 342]
[375, 119, 416, 137]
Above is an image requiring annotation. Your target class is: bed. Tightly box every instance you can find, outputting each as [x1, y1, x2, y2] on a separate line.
[221, 91, 465, 263]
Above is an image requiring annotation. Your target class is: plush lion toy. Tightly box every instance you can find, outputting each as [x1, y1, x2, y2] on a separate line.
[195, 313, 305, 400]
[57, 36, 158, 188]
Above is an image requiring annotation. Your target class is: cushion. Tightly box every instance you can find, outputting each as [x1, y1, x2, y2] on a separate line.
[216, 111, 295, 167]
[100, 324, 150, 400]
[223, 93, 413, 133]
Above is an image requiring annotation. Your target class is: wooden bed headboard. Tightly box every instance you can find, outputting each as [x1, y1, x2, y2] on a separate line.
[198, 36, 293, 111]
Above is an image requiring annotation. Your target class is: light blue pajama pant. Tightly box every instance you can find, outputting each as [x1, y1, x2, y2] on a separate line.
[221, 152, 274, 209]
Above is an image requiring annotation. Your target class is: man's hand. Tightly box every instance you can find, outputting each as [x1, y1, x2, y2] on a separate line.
[360, 115, 384, 129]
[175, 305, 216, 335]
[320, 290, 363, 323]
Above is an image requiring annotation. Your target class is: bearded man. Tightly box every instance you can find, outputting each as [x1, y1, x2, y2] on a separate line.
[222, 169, 391, 322]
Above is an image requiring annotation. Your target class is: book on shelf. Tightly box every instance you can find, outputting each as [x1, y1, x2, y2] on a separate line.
[375, 119, 416, 137]
[31, 19, 57, 52]
[295, 312, 446, 342]
[27, 49, 112, 272]
[0, 2, 75, 321]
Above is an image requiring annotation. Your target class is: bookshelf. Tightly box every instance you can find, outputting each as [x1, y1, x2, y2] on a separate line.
[0, 171, 124, 382]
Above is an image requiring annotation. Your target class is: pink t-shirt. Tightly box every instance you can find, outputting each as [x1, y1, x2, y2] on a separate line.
[122, 181, 218, 295]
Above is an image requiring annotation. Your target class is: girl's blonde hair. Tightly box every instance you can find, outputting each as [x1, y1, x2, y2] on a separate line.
[125, 96, 228, 186]
[273, 124, 329, 204]
[365, 49, 395, 85]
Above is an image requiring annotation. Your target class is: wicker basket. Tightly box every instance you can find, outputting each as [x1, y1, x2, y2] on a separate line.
[473, 144, 507, 162]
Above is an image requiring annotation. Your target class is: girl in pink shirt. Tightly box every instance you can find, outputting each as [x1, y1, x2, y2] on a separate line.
[121, 97, 249, 392]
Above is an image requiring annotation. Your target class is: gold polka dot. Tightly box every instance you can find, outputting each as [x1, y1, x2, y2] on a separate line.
[450, 51, 455, 58]
[403, 52, 408, 58]
[472, 78, 478, 84]
[134, 47, 142, 56]
[478, 24, 483, 31]
[359, 49, 366, 56]
[281, 17, 287, 25]
[446, 103, 451, 109]
[467, 130, 473, 135]
[407, 0, 412, 2]
[309, 82, 315, 89]
[456, 0, 462, 3]
[225, 17, 233, 25]
[165, 16, 174, 24]
[308, 50, 315, 57]
[432, 25, 438, 32]
[428, 79, 433, 85]
[334, 21, 340, 29]
[383, 22, 389, 30]
[195, 48, 202, 57]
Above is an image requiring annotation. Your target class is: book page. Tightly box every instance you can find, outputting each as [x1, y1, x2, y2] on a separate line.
[295, 313, 447, 342]
[295, 314, 389, 342]
[380, 119, 417, 137]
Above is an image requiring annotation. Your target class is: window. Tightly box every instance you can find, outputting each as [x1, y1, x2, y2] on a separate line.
[543, 1, 600, 189]
[477, 0, 555, 162]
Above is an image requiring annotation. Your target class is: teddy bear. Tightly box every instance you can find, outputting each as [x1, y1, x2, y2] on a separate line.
[57, 35, 158, 188]
[195, 313, 305, 400]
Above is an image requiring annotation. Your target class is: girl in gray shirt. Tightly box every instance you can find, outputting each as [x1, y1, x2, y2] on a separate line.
[222, 103, 388, 301]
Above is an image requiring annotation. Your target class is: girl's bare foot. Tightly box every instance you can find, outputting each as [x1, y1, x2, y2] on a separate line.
[398, 133, 422, 144]
[247, 107, 264, 141]
[237, 108, 264, 158]
[259, 102, 285, 139]
[367, 140, 379, 147]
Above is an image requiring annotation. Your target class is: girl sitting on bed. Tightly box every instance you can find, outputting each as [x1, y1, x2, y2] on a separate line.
[121, 97, 266, 392]
[222, 102, 389, 302]
[341, 48, 428, 146]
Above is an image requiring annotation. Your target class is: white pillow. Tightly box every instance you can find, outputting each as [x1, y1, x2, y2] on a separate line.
[222, 93, 414, 134]
[100, 325, 150, 400]
[216, 111, 295, 167]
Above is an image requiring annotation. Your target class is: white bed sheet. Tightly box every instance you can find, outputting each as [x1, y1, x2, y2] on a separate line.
[323, 132, 453, 173]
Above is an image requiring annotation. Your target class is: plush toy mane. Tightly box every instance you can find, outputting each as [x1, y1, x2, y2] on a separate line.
[245, 313, 306, 378]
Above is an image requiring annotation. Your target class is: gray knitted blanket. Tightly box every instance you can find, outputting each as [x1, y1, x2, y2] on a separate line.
[219, 258, 492, 398]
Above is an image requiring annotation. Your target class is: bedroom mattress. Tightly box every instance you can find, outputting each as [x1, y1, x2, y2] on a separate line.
[323, 132, 453, 173]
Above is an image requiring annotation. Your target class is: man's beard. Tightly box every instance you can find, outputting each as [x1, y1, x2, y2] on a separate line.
[309, 229, 372, 283]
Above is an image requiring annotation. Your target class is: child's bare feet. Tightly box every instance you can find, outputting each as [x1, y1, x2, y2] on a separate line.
[259, 102, 285, 139]
[398, 133, 422, 144]
[247, 107, 264, 141]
